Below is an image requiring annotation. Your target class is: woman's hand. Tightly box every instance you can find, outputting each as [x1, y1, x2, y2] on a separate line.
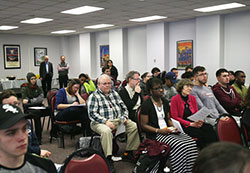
[190, 120, 203, 128]
[72, 102, 79, 106]
[23, 99, 29, 104]
[158, 127, 174, 135]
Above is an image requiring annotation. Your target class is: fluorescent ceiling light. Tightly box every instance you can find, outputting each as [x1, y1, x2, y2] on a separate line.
[84, 24, 114, 29]
[0, 25, 19, 30]
[51, 30, 76, 34]
[21, 17, 53, 24]
[194, 2, 245, 12]
[61, 6, 104, 15]
[129, 15, 167, 22]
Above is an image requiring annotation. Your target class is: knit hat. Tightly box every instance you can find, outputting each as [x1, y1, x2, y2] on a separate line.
[165, 72, 177, 84]
[0, 104, 29, 129]
[26, 72, 36, 83]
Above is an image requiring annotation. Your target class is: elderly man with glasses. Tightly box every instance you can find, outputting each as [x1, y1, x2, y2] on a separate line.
[87, 74, 140, 173]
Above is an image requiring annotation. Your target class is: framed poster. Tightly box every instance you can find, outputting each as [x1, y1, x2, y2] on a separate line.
[177, 40, 193, 69]
[100, 45, 109, 68]
[3, 45, 21, 69]
[34, 47, 47, 66]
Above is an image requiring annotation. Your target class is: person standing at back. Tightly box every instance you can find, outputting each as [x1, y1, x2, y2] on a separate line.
[39, 55, 53, 97]
[57, 55, 69, 88]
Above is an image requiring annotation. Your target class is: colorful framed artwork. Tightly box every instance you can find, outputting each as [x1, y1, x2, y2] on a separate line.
[177, 40, 193, 69]
[100, 45, 110, 68]
[34, 47, 47, 66]
[3, 45, 21, 69]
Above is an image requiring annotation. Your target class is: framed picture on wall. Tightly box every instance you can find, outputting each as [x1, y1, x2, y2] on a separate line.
[100, 45, 109, 68]
[34, 47, 47, 66]
[177, 40, 193, 69]
[3, 45, 21, 69]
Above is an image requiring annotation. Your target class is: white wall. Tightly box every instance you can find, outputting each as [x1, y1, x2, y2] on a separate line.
[224, 11, 250, 86]
[0, 34, 61, 80]
[127, 26, 147, 75]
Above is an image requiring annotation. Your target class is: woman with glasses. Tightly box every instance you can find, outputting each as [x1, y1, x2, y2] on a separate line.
[171, 79, 217, 149]
[55, 79, 91, 136]
[141, 77, 198, 173]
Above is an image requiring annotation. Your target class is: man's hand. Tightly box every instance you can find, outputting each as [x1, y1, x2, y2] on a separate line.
[40, 149, 51, 158]
[124, 118, 127, 125]
[23, 99, 29, 104]
[105, 120, 115, 130]
[220, 116, 230, 121]
[134, 84, 141, 93]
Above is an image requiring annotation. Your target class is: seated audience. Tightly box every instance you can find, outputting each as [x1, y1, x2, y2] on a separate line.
[228, 70, 235, 85]
[21, 72, 45, 144]
[55, 79, 91, 136]
[79, 73, 96, 95]
[181, 71, 194, 81]
[185, 65, 193, 72]
[0, 90, 51, 158]
[141, 77, 198, 173]
[0, 104, 57, 172]
[232, 70, 248, 100]
[87, 74, 140, 173]
[212, 68, 242, 115]
[119, 71, 143, 122]
[193, 142, 250, 173]
[242, 87, 250, 134]
[161, 71, 177, 103]
[171, 79, 217, 149]
[140, 72, 151, 96]
[151, 67, 161, 78]
[191, 66, 228, 125]
[107, 60, 119, 81]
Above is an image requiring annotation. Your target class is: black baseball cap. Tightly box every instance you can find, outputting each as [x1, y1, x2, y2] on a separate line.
[0, 104, 29, 129]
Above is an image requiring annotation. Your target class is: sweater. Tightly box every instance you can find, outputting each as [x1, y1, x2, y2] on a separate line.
[55, 88, 79, 111]
[212, 83, 242, 115]
[232, 83, 248, 100]
[170, 94, 198, 127]
[191, 85, 227, 118]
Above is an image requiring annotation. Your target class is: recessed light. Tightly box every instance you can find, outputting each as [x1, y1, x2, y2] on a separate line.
[0, 25, 19, 30]
[84, 24, 114, 29]
[194, 2, 245, 12]
[20, 17, 53, 24]
[61, 6, 104, 15]
[129, 15, 167, 22]
[51, 30, 76, 34]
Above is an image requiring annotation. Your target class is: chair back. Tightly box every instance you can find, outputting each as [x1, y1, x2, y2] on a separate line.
[60, 148, 111, 173]
[143, 95, 150, 101]
[47, 88, 59, 106]
[136, 107, 144, 142]
[81, 93, 89, 101]
[216, 114, 243, 145]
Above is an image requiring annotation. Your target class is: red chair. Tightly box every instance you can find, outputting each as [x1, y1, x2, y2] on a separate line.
[143, 95, 150, 101]
[216, 114, 243, 145]
[49, 95, 82, 148]
[60, 148, 111, 173]
[81, 93, 89, 101]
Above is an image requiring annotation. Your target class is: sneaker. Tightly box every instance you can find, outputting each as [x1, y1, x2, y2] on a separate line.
[112, 156, 122, 162]
[122, 152, 136, 163]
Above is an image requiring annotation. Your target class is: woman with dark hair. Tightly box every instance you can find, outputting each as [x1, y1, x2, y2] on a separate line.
[140, 72, 151, 96]
[55, 79, 91, 136]
[171, 79, 217, 149]
[107, 60, 118, 80]
[141, 77, 198, 173]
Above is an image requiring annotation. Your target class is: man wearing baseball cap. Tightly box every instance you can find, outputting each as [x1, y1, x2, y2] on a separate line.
[163, 72, 178, 103]
[0, 104, 56, 172]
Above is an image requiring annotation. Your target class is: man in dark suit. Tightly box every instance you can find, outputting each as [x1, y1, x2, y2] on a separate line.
[39, 55, 53, 97]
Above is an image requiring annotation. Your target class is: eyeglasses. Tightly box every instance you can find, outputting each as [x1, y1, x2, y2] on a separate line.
[101, 82, 112, 85]
[30, 77, 37, 80]
[197, 73, 208, 77]
[13, 101, 20, 106]
[152, 86, 164, 91]
[132, 78, 140, 81]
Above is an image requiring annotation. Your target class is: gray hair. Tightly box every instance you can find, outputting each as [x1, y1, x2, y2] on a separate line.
[98, 74, 111, 85]
[126, 71, 140, 81]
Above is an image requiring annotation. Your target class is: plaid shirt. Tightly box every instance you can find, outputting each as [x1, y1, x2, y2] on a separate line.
[87, 88, 128, 124]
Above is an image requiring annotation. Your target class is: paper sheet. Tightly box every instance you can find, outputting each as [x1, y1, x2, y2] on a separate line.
[28, 106, 46, 110]
[187, 107, 210, 121]
[171, 118, 184, 133]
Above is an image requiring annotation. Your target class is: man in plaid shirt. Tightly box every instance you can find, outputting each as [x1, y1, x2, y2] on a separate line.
[87, 74, 140, 171]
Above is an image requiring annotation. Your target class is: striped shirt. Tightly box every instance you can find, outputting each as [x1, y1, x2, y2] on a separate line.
[87, 88, 128, 124]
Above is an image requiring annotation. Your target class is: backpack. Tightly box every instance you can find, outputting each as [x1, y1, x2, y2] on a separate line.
[133, 154, 160, 173]
[76, 136, 103, 156]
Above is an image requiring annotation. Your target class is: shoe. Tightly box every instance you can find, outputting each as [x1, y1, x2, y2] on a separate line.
[112, 156, 122, 162]
[122, 152, 136, 163]
[108, 158, 116, 173]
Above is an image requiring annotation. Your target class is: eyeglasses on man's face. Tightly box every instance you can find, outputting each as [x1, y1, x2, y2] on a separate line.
[101, 82, 112, 86]
[197, 72, 208, 77]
